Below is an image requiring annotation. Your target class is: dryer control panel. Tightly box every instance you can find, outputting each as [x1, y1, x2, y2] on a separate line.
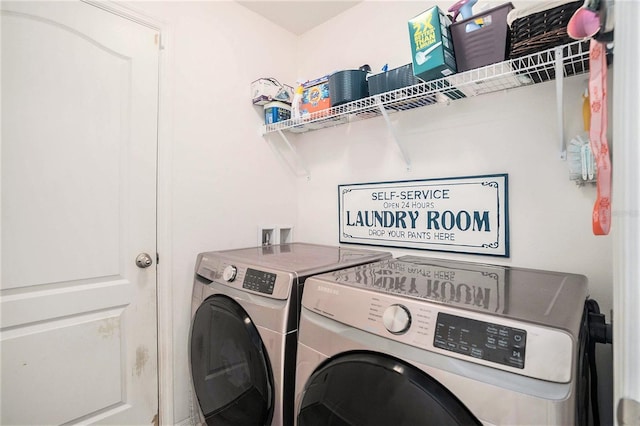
[434, 312, 526, 369]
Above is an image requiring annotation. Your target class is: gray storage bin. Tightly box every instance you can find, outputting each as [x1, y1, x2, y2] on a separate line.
[450, 3, 514, 72]
[369, 64, 420, 95]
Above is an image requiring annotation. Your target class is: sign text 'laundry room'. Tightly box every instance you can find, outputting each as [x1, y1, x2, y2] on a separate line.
[339, 174, 509, 257]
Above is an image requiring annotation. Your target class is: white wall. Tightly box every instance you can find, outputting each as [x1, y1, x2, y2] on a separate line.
[294, 0, 614, 422]
[125, 1, 299, 422]
[295, 0, 613, 307]
[131, 1, 614, 423]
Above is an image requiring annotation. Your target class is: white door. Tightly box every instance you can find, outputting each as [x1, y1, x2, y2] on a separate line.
[1, 1, 159, 424]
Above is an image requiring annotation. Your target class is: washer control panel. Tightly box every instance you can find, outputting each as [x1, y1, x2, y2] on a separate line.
[303, 279, 574, 382]
[222, 265, 237, 282]
[242, 268, 277, 295]
[382, 304, 411, 334]
[434, 312, 526, 369]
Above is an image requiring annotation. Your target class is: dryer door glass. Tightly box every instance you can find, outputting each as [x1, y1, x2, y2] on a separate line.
[191, 296, 273, 425]
[298, 352, 481, 426]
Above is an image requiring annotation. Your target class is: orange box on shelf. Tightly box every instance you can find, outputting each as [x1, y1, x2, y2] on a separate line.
[301, 76, 330, 116]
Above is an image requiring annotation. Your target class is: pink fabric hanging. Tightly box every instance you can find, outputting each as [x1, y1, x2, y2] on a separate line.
[588, 40, 611, 235]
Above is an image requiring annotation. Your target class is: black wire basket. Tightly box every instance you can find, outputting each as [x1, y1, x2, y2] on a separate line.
[508, 1, 607, 83]
[509, 1, 584, 59]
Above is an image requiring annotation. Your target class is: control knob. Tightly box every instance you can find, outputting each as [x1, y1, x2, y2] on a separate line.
[223, 265, 237, 282]
[382, 304, 411, 334]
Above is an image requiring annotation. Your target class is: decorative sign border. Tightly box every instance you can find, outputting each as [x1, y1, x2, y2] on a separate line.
[338, 174, 509, 257]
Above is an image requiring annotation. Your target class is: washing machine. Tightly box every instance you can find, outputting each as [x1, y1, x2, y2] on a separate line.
[295, 255, 592, 425]
[189, 243, 391, 426]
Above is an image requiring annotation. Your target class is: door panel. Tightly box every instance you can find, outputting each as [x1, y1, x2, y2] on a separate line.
[1, 1, 159, 424]
[191, 296, 274, 425]
[298, 352, 481, 426]
[1, 4, 123, 289]
[1, 311, 124, 425]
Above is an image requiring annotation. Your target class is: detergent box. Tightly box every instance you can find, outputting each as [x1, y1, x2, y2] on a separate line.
[408, 6, 457, 82]
[301, 76, 331, 116]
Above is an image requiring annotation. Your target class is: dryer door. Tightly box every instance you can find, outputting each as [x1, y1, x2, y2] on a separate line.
[298, 352, 481, 426]
[190, 296, 273, 425]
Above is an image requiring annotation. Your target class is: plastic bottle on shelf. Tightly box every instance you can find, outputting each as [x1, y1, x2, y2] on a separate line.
[448, 0, 480, 32]
[291, 82, 304, 121]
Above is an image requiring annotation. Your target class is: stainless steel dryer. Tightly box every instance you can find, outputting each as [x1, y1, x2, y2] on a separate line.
[189, 243, 391, 426]
[295, 255, 591, 425]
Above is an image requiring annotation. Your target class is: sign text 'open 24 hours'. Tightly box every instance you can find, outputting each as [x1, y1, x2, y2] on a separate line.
[339, 175, 509, 257]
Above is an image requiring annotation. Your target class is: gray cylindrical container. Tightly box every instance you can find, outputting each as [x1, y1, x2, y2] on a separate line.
[328, 65, 370, 107]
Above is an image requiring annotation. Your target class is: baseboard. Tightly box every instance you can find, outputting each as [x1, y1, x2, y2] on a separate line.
[175, 417, 194, 426]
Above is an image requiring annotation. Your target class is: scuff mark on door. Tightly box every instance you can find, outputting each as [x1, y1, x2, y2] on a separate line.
[135, 346, 149, 376]
[98, 317, 120, 338]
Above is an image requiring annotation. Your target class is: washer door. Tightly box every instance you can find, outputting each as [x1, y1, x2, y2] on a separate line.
[190, 296, 273, 425]
[298, 352, 481, 426]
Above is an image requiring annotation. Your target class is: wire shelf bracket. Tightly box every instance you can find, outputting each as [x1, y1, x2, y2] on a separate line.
[556, 46, 567, 160]
[375, 96, 411, 169]
[264, 129, 310, 178]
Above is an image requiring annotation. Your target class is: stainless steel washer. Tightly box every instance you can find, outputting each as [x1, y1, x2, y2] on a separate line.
[189, 243, 391, 425]
[295, 255, 591, 425]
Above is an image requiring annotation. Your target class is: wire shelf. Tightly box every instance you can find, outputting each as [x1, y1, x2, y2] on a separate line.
[261, 40, 593, 135]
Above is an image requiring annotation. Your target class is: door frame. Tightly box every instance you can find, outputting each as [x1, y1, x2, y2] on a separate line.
[82, 1, 174, 424]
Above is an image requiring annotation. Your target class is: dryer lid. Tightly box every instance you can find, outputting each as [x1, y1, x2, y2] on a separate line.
[207, 242, 391, 277]
[314, 256, 589, 332]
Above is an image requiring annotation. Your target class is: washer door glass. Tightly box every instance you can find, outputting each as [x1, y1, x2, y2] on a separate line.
[298, 352, 481, 426]
[191, 295, 273, 425]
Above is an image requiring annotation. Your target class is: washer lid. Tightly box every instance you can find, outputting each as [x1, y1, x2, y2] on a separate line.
[207, 242, 391, 277]
[314, 255, 589, 332]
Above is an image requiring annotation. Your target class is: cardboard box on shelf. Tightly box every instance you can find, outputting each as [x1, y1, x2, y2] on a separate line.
[301, 76, 330, 116]
[408, 6, 457, 82]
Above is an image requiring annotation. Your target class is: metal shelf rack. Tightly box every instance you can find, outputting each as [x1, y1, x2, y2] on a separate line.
[261, 40, 595, 176]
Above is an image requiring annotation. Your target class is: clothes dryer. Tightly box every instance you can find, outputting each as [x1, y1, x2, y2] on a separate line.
[190, 243, 391, 426]
[295, 255, 592, 425]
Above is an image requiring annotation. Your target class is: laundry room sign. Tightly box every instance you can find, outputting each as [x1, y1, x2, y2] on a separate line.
[339, 174, 509, 257]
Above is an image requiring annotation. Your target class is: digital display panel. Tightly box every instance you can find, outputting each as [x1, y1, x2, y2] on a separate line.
[243, 268, 277, 295]
[434, 312, 526, 369]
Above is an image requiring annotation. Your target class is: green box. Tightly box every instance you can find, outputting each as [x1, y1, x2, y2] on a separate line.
[408, 6, 457, 82]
